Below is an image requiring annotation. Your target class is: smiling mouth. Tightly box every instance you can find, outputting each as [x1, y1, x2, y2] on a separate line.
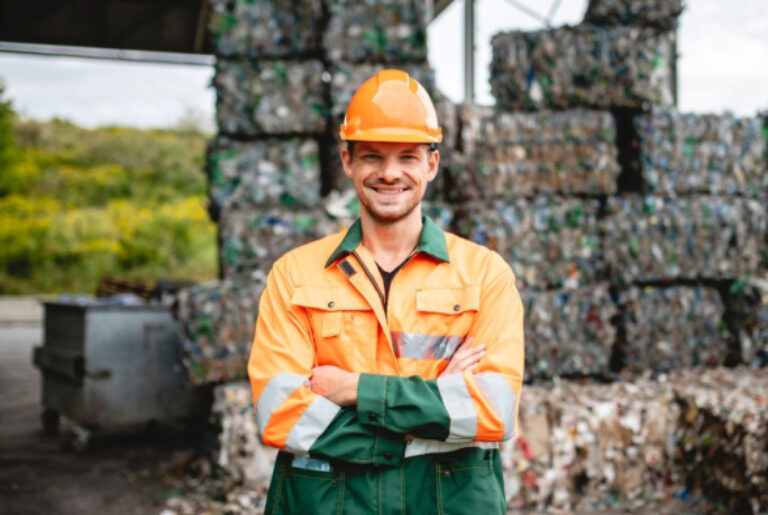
[371, 186, 408, 195]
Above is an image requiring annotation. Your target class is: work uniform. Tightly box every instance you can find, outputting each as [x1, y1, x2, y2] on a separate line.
[249, 216, 525, 514]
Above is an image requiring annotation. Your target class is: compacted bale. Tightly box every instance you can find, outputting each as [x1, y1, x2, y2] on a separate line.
[522, 284, 617, 379]
[603, 195, 767, 282]
[176, 278, 265, 385]
[617, 286, 728, 373]
[212, 382, 278, 485]
[207, 137, 321, 215]
[214, 59, 327, 135]
[583, 0, 684, 30]
[727, 278, 768, 367]
[502, 377, 682, 511]
[208, 0, 323, 58]
[218, 207, 349, 281]
[451, 197, 604, 290]
[501, 368, 767, 512]
[673, 368, 768, 513]
[490, 25, 674, 110]
[459, 106, 620, 197]
[636, 110, 767, 196]
[324, 0, 429, 63]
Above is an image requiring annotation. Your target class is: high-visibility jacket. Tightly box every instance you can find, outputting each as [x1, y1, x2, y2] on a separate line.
[249, 216, 525, 514]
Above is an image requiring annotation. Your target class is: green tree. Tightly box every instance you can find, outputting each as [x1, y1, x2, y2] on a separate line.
[0, 80, 19, 188]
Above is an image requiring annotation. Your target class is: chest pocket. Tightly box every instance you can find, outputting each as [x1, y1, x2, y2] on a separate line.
[414, 286, 480, 341]
[291, 286, 378, 371]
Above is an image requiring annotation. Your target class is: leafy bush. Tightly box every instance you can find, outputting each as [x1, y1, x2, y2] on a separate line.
[0, 93, 217, 294]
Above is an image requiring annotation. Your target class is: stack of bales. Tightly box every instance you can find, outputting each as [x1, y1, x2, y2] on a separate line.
[606, 107, 766, 375]
[179, 0, 326, 384]
[485, 0, 767, 380]
[177, 0, 437, 385]
[472, 4, 663, 378]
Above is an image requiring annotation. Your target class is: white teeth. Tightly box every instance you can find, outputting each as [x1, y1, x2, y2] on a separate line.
[373, 188, 405, 195]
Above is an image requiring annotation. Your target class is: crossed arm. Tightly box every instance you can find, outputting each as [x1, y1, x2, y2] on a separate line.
[308, 342, 486, 406]
[248, 259, 524, 466]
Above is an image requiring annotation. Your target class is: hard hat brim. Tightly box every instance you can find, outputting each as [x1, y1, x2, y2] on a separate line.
[339, 125, 443, 144]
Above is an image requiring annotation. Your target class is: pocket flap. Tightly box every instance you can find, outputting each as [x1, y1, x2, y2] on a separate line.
[416, 286, 480, 314]
[292, 286, 371, 311]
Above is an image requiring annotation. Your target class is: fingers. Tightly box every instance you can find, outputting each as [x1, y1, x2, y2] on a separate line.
[452, 343, 485, 364]
[440, 340, 485, 376]
[452, 347, 484, 371]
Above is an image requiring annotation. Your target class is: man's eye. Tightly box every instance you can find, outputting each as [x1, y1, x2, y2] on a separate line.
[401, 155, 417, 161]
[363, 154, 381, 161]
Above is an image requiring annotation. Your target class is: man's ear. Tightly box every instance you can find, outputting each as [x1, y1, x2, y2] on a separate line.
[426, 149, 440, 182]
[340, 145, 354, 179]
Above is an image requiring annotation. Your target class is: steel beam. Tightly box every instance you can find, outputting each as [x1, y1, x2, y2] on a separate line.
[464, 0, 475, 104]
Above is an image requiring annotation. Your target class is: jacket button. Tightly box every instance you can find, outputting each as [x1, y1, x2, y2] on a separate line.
[368, 413, 377, 421]
[384, 451, 393, 460]
[453, 304, 461, 312]
[328, 301, 335, 308]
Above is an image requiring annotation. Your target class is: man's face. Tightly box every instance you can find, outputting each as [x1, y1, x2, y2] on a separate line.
[340, 141, 439, 224]
[341, 141, 440, 223]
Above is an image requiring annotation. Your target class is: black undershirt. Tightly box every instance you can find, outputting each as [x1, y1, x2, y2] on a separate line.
[376, 256, 411, 310]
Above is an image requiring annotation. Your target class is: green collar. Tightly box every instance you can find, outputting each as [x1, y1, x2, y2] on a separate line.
[325, 216, 450, 268]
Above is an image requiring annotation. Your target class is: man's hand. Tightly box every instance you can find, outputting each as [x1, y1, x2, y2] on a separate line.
[439, 338, 485, 377]
[309, 365, 360, 406]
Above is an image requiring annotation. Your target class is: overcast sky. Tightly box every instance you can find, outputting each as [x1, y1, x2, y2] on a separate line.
[0, 0, 766, 128]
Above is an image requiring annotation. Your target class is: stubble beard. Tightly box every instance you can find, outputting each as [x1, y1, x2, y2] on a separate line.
[359, 184, 422, 226]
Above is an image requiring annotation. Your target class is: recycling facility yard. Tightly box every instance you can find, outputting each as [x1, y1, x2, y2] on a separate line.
[2, 0, 768, 514]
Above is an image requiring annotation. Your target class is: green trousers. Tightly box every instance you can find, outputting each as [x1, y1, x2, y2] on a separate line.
[264, 447, 506, 515]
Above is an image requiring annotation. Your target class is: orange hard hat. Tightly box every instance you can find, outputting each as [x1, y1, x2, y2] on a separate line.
[339, 69, 442, 144]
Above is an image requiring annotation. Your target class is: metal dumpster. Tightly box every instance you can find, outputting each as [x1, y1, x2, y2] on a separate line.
[33, 301, 209, 437]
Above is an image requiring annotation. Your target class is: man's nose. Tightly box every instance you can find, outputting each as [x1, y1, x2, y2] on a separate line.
[379, 156, 403, 181]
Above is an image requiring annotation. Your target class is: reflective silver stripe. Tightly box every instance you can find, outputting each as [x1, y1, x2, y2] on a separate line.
[436, 373, 477, 441]
[475, 373, 517, 440]
[404, 438, 498, 458]
[255, 372, 306, 434]
[284, 394, 341, 455]
[397, 332, 465, 359]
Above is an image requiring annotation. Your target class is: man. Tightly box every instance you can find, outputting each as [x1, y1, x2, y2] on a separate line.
[249, 69, 524, 514]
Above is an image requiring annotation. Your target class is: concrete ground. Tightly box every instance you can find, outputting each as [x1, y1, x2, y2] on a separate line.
[0, 297, 198, 515]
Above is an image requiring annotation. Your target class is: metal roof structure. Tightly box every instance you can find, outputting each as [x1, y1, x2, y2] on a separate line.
[0, 0, 477, 98]
[0, 0, 458, 59]
[0, 0, 211, 56]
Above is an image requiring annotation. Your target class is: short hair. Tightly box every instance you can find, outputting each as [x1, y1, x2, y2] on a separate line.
[346, 141, 437, 160]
